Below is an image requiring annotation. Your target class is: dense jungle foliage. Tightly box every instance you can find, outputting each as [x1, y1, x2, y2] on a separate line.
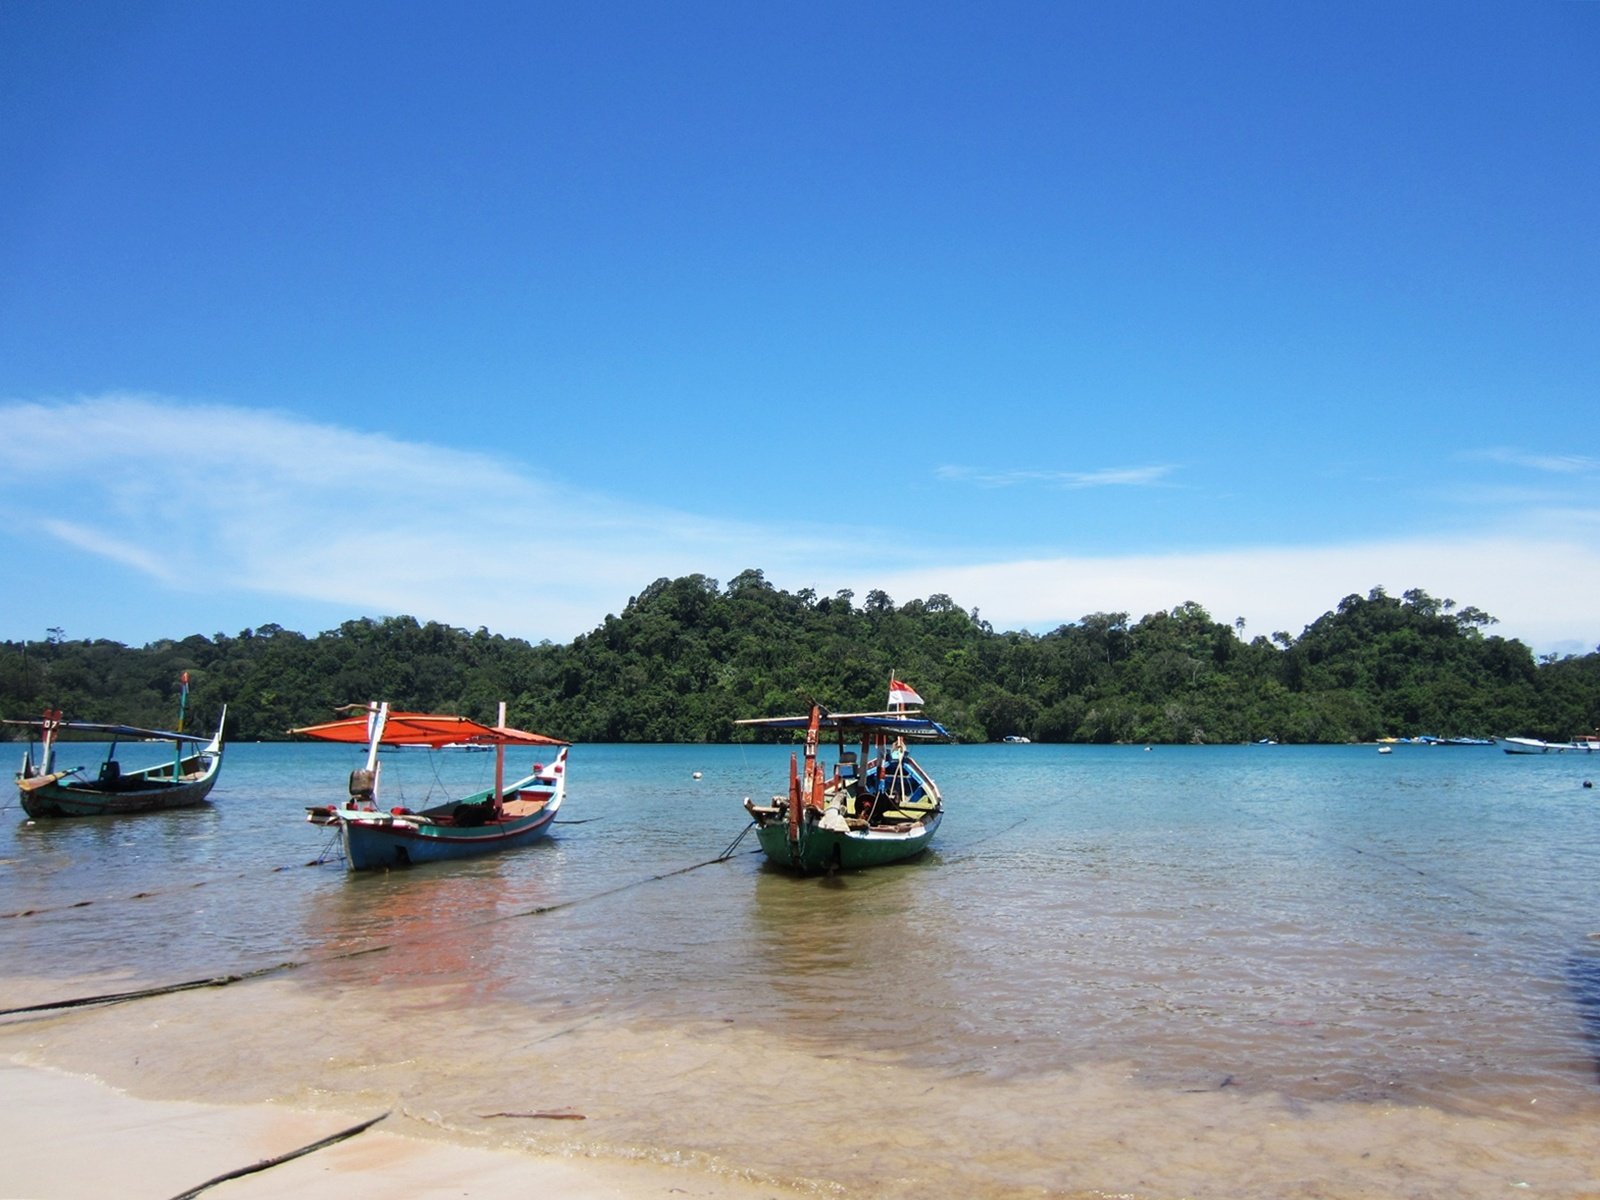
[3, 572, 1597, 745]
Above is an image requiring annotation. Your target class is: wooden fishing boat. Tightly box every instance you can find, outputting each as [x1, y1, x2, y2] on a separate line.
[8, 695, 226, 819]
[293, 701, 569, 871]
[738, 682, 950, 874]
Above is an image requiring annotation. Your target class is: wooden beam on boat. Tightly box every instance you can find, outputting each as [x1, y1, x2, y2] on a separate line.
[18, 769, 78, 793]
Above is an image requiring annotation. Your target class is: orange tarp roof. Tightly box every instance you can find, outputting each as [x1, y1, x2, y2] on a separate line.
[290, 710, 567, 747]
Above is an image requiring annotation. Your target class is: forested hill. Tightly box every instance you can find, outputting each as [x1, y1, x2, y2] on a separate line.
[3, 572, 1597, 745]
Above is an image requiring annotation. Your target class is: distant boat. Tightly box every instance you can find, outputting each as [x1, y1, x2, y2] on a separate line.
[8, 695, 226, 818]
[1001, 734, 1031, 744]
[1381, 735, 1494, 747]
[379, 741, 493, 753]
[1499, 734, 1600, 755]
[737, 690, 950, 874]
[1499, 737, 1555, 754]
[294, 701, 569, 870]
[1377, 746, 1393, 755]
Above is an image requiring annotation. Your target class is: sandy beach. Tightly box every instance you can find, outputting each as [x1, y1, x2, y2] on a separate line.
[1, 1059, 780, 1200]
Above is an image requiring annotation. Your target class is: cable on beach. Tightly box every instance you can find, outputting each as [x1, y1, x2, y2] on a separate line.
[165, 1109, 391, 1199]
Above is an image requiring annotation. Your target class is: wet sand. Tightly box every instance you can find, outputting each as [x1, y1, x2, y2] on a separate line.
[4, 970, 1599, 1200]
[0, 1061, 781, 1200]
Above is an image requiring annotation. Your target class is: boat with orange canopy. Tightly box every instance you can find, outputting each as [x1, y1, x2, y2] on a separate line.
[293, 701, 569, 870]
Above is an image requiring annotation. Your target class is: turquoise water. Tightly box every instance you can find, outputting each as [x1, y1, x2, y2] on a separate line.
[4, 740, 1599, 1196]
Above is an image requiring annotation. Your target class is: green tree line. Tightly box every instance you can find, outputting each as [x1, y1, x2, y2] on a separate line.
[3, 574, 1597, 745]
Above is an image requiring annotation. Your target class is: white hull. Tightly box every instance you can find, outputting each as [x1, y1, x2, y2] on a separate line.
[1499, 736, 1600, 755]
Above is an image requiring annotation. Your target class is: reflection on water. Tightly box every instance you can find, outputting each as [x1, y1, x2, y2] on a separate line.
[301, 851, 568, 1000]
[5, 741, 1600, 1197]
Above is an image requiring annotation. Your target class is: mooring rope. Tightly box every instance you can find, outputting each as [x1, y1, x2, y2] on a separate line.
[165, 1109, 391, 1199]
[0, 844, 761, 1018]
[0, 962, 303, 1016]
[0, 860, 329, 920]
[719, 819, 756, 859]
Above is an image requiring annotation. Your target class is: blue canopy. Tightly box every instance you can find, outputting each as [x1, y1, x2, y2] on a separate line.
[736, 710, 951, 741]
[3, 718, 212, 744]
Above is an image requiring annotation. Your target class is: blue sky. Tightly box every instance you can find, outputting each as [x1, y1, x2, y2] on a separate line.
[2, 1, 1597, 655]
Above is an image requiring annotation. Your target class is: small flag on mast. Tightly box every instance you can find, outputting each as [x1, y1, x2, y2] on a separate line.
[887, 679, 923, 708]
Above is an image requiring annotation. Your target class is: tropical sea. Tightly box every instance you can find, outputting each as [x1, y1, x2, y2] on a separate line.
[3, 739, 1599, 1198]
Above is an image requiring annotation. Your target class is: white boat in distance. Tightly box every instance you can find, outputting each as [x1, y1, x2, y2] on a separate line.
[1498, 735, 1600, 755]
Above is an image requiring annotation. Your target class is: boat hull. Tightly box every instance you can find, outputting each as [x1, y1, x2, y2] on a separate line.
[1498, 737, 1597, 754]
[18, 751, 222, 818]
[336, 786, 562, 870]
[754, 810, 941, 873]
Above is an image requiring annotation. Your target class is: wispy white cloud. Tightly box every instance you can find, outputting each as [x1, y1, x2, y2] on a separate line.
[0, 394, 850, 640]
[40, 519, 182, 583]
[844, 535, 1600, 656]
[1467, 447, 1600, 475]
[937, 463, 1177, 489]
[2, 396, 1598, 656]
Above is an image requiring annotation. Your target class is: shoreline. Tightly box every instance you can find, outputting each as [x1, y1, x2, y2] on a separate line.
[0, 1059, 782, 1200]
[7, 980, 1600, 1200]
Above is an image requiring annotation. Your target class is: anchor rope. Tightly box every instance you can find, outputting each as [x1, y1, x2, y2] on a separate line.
[165, 1110, 391, 1199]
[2, 859, 327, 920]
[0, 845, 760, 1018]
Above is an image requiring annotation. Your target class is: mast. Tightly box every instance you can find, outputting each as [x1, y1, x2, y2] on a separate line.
[362, 701, 388, 806]
[887, 671, 910, 798]
[41, 709, 61, 775]
[364, 702, 388, 772]
[493, 700, 507, 811]
[173, 672, 189, 780]
[789, 702, 823, 847]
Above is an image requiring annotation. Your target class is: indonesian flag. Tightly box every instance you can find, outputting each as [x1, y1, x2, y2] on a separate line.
[887, 679, 923, 707]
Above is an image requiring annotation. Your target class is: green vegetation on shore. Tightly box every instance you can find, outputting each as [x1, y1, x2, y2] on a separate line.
[3, 573, 1597, 744]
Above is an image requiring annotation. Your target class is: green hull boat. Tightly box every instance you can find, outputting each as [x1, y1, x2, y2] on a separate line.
[738, 688, 950, 875]
[9, 687, 226, 819]
[751, 807, 942, 872]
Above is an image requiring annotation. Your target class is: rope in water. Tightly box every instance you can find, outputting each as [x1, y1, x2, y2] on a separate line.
[1, 861, 324, 920]
[0, 843, 760, 1018]
[0, 963, 305, 1016]
[0, 815, 611, 918]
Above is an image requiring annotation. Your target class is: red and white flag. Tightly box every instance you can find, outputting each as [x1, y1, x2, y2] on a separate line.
[887, 679, 923, 708]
